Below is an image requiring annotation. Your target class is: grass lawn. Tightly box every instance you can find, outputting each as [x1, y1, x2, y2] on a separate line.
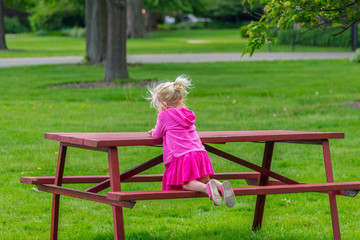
[0, 29, 352, 58]
[1, 60, 360, 239]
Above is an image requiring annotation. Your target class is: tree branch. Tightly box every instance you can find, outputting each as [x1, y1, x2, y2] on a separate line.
[332, 17, 360, 36]
[320, 0, 359, 12]
[242, 4, 262, 20]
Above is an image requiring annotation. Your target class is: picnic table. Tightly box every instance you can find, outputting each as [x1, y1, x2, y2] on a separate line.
[20, 130, 360, 240]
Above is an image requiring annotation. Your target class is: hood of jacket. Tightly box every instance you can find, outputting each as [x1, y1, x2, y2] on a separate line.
[166, 107, 195, 128]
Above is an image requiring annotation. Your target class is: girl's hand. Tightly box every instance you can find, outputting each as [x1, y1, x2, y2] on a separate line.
[148, 129, 154, 136]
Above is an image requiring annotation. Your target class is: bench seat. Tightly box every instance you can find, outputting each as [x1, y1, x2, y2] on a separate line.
[20, 172, 261, 185]
[107, 181, 360, 201]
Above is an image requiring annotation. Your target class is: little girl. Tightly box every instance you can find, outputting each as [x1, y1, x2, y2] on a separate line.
[147, 75, 236, 207]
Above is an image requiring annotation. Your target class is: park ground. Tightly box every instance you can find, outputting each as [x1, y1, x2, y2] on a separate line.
[0, 29, 354, 58]
[0, 29, 360, 239]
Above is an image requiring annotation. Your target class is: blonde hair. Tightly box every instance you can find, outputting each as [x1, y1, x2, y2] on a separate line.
[148, 75, 192, 112]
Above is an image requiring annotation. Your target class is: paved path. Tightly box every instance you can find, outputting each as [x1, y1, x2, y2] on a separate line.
[0, 52, 353, 67]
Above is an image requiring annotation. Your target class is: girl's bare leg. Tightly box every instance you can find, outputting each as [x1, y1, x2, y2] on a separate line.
[183, 180, 207, 194]
[198, 175, 223, 192]
[183, 175, 217, 194]
[183, 175, 222, 195]
[198, 175, 210, 184]
[198, 175, 222, 192]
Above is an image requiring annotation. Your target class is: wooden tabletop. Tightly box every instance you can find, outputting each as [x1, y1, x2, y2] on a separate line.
[44, 130, 344, 148]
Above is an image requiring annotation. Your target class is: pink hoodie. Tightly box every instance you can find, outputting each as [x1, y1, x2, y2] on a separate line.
[151, 107, 205, 165]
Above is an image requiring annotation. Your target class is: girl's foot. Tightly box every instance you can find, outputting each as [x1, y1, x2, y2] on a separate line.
[221, 181, 236, 208]
[206, 179, 222, 206]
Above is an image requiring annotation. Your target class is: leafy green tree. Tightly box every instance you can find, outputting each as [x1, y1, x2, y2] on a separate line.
[0, 0, 35, 50]
[29, 0, 85, 31]
[243, 0, 360, 55]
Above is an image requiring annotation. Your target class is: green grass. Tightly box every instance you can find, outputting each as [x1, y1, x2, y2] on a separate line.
[0, 29, 352, 58]
[1, 60, 360, 239]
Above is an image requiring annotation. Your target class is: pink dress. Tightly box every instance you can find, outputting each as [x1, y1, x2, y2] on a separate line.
[151, 107, 214, 190]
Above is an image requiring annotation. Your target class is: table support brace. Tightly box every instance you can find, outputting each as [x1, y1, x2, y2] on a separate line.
[322, 140, 341, 240]
[252, 141, 275, 231]
[204, 144, 297, 184]
[108, 147, 125, 240]
[51, 143, 67, 240]
[86, 154, 163, 193]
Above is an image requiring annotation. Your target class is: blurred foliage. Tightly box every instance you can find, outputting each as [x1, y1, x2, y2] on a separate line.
[239, 25, 250, 38]
[61, 26, 86, 37]
[350, 48, 360, 63]
[3, 0, 36, 10]
[144, 0, 204, 16]
[158, 22, 206, 30]
[144, 0, 261, 27]
[29, 0, 85, 31]
[242, 0, 360, 56]
[4, 0, 264, 32]
[33, 26, 85, 37]
[199, 0, 263, 23]
[4, 16, 30, 33]
[207, 20, 250, 29]
[3, 0, 36, 32]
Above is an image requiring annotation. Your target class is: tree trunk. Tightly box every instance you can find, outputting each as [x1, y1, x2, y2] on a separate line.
[103, 0, 129, 82]
[0, 0, 7, 50]
[85, 0, 107, 63]
[145, 10, 158, 32]
[351, 23, 358, 51]
[127, 0, 147, 38]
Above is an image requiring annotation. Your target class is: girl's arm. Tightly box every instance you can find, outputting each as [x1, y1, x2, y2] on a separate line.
[151, 112, 166, 138]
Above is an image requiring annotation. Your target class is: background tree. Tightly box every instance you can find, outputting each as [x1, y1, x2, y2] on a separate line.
[127, 0, 146, 38]
[85, 0, 107, 63]
[104, 0, 128, 82]
[0, 0, 35, 50]
[243, 0, 360, 56]
[0, 0, 6, 50]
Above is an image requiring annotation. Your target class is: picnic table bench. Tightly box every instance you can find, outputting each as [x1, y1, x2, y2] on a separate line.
[20, 130, 360, 240]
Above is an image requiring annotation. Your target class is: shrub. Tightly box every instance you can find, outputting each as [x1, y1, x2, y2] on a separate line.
[34, 29, 68, 37]
[61, 27, 86, 38]
[4, 17, 29, 34]
[350, 48, 360, 63]
[158, 22, 206, 31]
[34, 29, 48, 36]
[207, 20, 243, 29]
[175, 22, 206, 30]
[29, 0, 84, 31]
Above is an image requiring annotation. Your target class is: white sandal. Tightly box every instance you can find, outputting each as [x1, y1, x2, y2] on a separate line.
[220, 181, 236, 208]
[206, 179, 222, 206]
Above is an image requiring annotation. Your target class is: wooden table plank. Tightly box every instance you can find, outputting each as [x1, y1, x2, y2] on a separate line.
[44, 131, 344, 147]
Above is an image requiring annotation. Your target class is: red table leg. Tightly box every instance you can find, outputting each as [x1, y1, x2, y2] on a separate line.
[51, 143, 67, 240]
[252, 141, 275, 231]
[108, 147, 125, 240]
[322, 140, 341, 240]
